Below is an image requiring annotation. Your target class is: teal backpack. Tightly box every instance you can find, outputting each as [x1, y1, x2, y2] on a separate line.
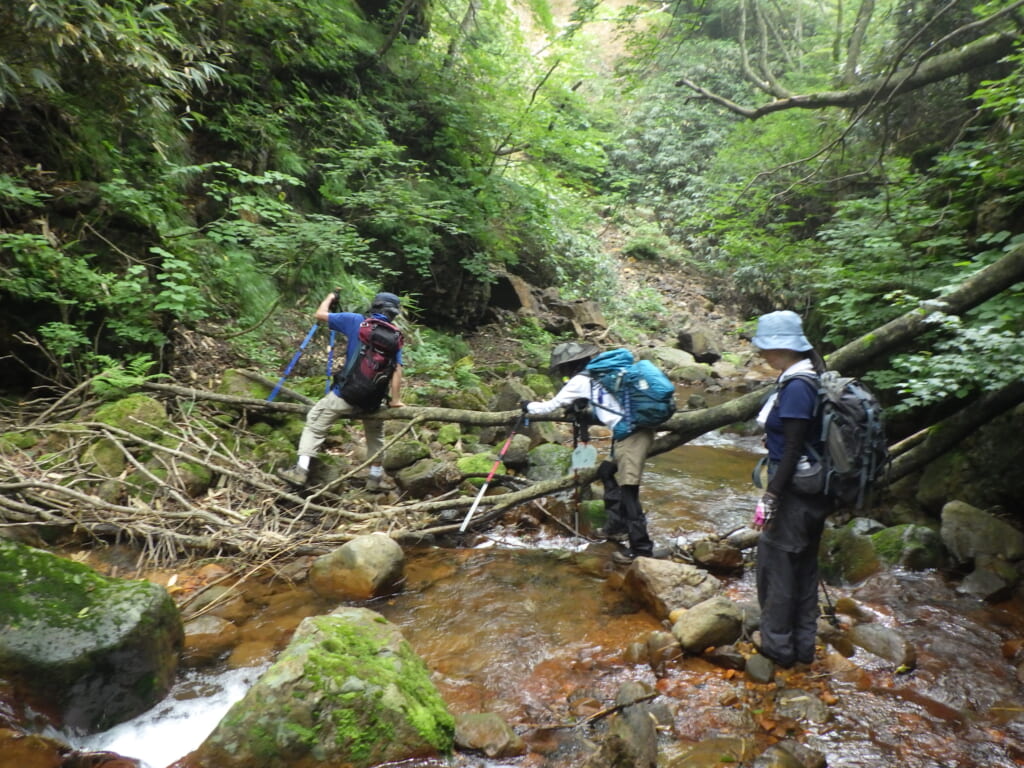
[585, 348, 677, 439]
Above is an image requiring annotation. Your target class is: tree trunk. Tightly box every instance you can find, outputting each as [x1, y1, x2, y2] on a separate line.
[841, 0, 875, 86]
[887, 379, 1024, 482]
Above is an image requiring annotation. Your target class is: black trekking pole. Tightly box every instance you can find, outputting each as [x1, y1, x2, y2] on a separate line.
[458, 408, 528, 533]
[268, 323, 319, 402]
[820, 578, 840, 627]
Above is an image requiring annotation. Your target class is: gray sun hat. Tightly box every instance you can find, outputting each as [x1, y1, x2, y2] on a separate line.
[751, 310, 813, 352]
[549, 341, 600, 372]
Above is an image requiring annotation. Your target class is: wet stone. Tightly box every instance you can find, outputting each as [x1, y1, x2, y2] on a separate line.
[775, 687, 830, 724]
[745, 653, 775, 684]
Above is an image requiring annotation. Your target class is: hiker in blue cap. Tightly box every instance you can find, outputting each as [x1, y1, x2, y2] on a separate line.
[278, 291, 405, 492]
[524, 341, 670, 564]
[750, 310, 830, 669]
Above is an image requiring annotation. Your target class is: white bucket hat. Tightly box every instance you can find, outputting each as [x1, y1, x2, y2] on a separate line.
[751, 310, 813, 352]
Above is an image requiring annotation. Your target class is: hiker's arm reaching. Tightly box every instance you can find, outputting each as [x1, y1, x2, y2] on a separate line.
[388, 364, 405, 407]
[314, 292, 336, 322]
[526, 375, 591, 415]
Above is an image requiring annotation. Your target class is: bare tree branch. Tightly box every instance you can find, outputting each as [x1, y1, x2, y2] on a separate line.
[676, 31, 1019, 119]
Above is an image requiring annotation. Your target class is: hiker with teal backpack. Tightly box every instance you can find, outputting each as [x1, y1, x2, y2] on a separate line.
[277, 291, 405, 492]
[750, 310, 832, 669]
[523, 342, 675, 564]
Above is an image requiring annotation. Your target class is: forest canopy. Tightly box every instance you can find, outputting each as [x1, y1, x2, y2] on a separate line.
[0, 0, 1022, 428]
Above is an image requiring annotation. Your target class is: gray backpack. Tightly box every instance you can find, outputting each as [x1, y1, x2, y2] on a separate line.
[789, 370, 889, 509]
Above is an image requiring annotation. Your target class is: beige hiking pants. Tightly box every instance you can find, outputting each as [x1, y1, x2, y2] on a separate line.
[297, 392, 385, 465]
[614, 428, 653, 485]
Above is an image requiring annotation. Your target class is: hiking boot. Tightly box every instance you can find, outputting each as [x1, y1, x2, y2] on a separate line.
[364, 473, 396, 492]
[612, 545, 671, 565]
[611, 549, 638, 565]
[276, 465, 308, 488]
[595, 526, 628, 543]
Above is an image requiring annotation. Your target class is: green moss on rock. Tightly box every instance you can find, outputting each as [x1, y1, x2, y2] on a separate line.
[457, 453, 505, 487]
[0, 539, 182, 732]
[193, 607, 453, 768]
[93, 394, 169, 441]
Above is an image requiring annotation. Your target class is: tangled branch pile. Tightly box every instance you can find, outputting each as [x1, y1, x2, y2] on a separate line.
[0, 379, 582, 567]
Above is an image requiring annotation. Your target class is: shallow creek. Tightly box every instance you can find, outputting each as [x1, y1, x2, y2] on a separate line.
[66, 430, 1024, 768]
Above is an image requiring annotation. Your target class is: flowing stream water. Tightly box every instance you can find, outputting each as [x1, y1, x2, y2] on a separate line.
[64, 429, 1024, 768]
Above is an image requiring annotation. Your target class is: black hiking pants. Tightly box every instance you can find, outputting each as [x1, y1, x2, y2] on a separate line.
[756, 537, 819, 667]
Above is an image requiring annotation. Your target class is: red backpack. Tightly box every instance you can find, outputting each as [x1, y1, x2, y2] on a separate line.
[335, 318, 404, 411]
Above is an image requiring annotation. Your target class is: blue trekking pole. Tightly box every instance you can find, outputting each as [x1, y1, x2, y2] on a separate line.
[267, 323, 319, 402]
[325, 330, 336, 394]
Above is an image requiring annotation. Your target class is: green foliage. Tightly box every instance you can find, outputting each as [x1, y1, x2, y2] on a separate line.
[508, 318, 557, 367]
[869, 317, 1024, 413]
[317, 143, 464, 278]
[404, 329, 481, 392]
[90, 355, 167, 400]
[809, 161, 971, 346]
[0, 175, 48, 209]
[0, 0, 223, 107]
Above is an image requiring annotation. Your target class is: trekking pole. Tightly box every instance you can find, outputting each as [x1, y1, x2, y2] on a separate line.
[459, 409, 527, 533]
[325, 330, 336, 394]
[820, 578, 840, 627]
[267, 323, 319, 402]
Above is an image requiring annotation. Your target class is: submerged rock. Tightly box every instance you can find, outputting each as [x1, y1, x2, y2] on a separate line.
[671, 596, 744, 654]
[583, 681, 659, 768]
[622, 558, 721, 621]
[454, 712, 526, 758]
[848, 622, 917, 669]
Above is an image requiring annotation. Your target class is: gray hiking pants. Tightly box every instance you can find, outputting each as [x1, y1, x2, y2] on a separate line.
[297, 391, 385, 465]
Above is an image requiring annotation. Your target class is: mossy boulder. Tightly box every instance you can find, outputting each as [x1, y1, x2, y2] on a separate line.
[525, 443, 572, 481]
[178, 461, 215, 497]
[870, 524, 946, 570]
[940, 500, 1024, 565]
[438, 388, 490, 411]
[0, 430, 42, 451]
[186, 607, 454, 768]
[523, 372, 555, 398]
[396, 458, 461, 497]
[92, 394, 169, 442]
[81, 437, 126, 477]
[820, 520, 883, 584]
[435, 423, 461, 446]
[216, 369, 273, 400]
[382, 440, 431, 472]
[457, 452, 506, 487]
[0, 539, 182, 733]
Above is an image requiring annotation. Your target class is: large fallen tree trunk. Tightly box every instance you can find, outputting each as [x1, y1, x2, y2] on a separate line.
[887, 379, 1024, 483]
[647, 243, 1024, 458]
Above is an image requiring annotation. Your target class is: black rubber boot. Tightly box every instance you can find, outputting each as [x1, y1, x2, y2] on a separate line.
[620, 484, 654, 557]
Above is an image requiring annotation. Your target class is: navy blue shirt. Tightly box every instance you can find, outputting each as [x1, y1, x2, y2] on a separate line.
[765, 376, 820, 460]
